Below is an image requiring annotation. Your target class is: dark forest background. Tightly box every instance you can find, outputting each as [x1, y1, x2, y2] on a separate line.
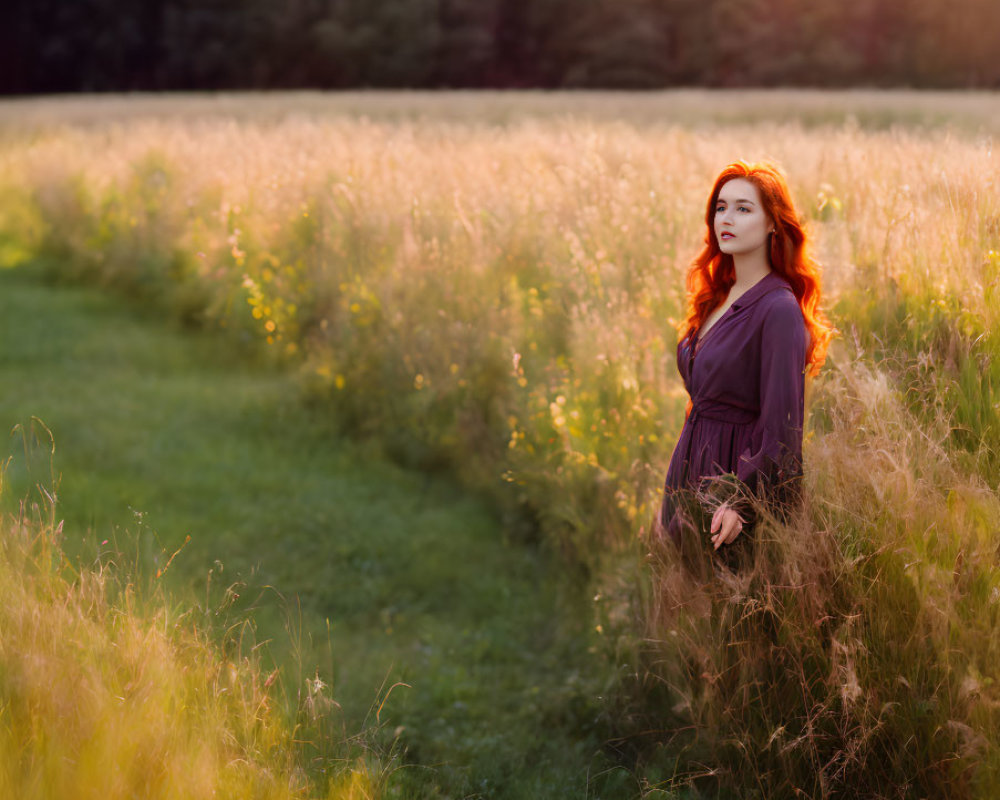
[3, 0, 999, 94]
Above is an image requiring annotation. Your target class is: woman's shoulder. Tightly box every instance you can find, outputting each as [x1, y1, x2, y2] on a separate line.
[735, 271, 797, 315]
[756, 283, 806, 345]
[761, 273, 795, 300]
[757, 278, 801, 316]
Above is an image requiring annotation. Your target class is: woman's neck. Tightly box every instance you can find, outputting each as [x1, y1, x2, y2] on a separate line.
[731, 253, 772, 292]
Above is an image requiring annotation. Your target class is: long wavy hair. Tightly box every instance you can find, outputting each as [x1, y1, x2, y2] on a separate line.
[679, 159, 836, 379]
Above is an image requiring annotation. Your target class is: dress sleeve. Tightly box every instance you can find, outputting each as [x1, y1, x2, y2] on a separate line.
[698, 294, 807, 528]
[676, 333, 692, 388]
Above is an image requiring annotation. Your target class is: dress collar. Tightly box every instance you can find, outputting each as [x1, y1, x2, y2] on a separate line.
[730, 270, 792, 311]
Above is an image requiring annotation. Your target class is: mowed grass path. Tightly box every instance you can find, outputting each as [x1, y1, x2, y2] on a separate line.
[0, 266, 612, 799]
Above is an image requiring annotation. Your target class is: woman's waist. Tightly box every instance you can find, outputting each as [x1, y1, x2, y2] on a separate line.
[688, 399, 757, 425]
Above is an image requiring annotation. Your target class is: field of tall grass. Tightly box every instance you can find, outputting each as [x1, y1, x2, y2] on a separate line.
[0, 424, 396, 799]
[1, 90, 998, 798]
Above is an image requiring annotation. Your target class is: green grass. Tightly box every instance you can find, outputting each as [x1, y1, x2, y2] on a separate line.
[0, 265, 619, 799]
[0, 491, 385, 800]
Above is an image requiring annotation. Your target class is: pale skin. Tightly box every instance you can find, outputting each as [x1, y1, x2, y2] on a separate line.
[704, 177, 776, 550]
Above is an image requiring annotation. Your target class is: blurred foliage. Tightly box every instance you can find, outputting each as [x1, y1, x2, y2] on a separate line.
[4, 0, 1000, 93]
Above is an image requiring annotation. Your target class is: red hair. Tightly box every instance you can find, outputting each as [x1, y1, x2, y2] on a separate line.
[679, 159, 837, 379]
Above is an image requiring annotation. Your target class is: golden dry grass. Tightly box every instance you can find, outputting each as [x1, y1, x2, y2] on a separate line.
[0, 438, 389, 800]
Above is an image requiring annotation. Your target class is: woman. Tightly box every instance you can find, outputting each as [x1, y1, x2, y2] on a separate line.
[657, 160, 834, 571]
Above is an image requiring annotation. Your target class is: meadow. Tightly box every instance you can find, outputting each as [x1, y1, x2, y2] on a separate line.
[0, 89, 998, 798]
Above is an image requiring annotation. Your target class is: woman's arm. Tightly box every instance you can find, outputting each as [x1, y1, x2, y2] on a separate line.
[737, 292, 808, 521]
[699, 293, 808, 534]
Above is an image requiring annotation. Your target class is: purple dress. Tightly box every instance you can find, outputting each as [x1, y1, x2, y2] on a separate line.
[658, 270, 808, 547]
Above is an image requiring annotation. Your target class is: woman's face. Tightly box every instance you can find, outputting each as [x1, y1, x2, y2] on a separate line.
[713, 178, 773, 257]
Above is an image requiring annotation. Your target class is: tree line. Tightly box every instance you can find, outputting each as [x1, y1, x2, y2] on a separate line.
[5, 0, 999, 94]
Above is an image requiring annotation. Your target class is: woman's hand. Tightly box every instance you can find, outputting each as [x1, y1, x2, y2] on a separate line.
[710, 503, 745, 550]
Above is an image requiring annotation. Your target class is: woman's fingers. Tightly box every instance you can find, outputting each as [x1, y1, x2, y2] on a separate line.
[710, 507, 724, 545]
[711, 509, 743, 549]
[710, 504, 723, 533]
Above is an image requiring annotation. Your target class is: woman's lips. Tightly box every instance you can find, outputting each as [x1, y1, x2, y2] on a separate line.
[721, 232, 735, 239]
